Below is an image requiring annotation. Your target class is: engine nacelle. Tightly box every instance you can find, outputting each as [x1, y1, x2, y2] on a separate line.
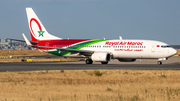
[91, 52, 111, 62]
[118, 58, 136, 62]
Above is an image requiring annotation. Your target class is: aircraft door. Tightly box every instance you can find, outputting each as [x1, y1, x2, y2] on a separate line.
[151, 43, 156, 52]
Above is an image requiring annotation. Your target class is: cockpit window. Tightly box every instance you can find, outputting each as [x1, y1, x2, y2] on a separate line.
[161, 45, 170, 48]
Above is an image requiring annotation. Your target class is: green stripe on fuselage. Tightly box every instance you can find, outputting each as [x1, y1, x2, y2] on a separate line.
[48, 50, 70, 56]
[48, 39, 109, 56]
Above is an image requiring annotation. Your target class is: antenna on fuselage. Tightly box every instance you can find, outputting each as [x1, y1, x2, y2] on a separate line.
[103, 37, 106, 40]
[119, 36, 122, 40]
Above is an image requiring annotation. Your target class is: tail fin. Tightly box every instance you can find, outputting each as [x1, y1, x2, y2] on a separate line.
[26, 7, 61, 41]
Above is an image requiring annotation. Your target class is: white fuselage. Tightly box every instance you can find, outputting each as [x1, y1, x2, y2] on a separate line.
[66, 40, 177, 59]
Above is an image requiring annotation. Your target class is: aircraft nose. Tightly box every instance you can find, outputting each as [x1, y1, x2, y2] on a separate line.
[170, 48, 177, 56]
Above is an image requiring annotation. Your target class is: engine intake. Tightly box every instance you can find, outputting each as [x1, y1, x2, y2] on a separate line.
[91, 52, 111, 62]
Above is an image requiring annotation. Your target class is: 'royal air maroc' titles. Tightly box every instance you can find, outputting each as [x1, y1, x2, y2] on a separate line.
[105, 41, 143, 46]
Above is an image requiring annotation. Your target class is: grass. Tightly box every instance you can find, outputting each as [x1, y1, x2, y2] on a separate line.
[94, 71, 102, 76]
[0, 70, 180, 101]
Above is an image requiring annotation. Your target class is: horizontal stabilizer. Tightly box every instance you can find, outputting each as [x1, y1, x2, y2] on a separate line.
[7, 38, 39, 44]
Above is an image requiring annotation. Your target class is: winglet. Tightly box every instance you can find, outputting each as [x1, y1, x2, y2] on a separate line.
[22, 33, 32, 46]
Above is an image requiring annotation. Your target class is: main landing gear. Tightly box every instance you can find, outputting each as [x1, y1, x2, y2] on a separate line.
[157, 61, 162, 65]
[85, 58, 93, 64]
[85, 59, 109, 64]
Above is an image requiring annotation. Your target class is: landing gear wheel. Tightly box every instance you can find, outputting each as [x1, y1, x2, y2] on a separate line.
[85, 59, 93, 64]
[101, 62, 108, 64]
[157, 61, 162, 65]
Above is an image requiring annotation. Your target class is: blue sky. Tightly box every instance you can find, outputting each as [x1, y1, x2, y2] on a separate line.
[0, 0, 180, 45]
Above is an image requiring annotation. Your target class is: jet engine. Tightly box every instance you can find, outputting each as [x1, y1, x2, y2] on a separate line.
[118, 58, 136, 62]
[91, 52, 111, 62]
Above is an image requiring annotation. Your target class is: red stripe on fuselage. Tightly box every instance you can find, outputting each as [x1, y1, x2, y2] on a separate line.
[31, 39, 92, 49]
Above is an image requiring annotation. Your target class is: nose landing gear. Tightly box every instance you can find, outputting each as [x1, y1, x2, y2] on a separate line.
[157, 61, 162, 65]
[157, 58, 167, 65]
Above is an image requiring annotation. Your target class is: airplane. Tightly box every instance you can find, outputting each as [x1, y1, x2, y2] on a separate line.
[12, 7, 178, 65]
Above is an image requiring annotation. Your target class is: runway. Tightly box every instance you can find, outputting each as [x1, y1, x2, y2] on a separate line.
[0, 63, 180, 72]
[0, 57, 179, 72]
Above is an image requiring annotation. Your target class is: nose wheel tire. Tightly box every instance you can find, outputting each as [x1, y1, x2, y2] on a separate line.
[157, 61, 162, 65]
[86, 59, 93, 64]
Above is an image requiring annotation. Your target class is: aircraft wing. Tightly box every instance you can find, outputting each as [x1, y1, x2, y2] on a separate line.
[34, 45, 94, 56]
[8, 37, 93, 56]
[21, 33, 94, 56]
[7, 38, 26, 42]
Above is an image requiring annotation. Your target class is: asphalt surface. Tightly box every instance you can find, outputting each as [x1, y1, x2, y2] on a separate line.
[0, 57, 179, 72]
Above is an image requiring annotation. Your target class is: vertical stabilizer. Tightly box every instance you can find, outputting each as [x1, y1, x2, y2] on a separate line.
[26, 7, 61, 41]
